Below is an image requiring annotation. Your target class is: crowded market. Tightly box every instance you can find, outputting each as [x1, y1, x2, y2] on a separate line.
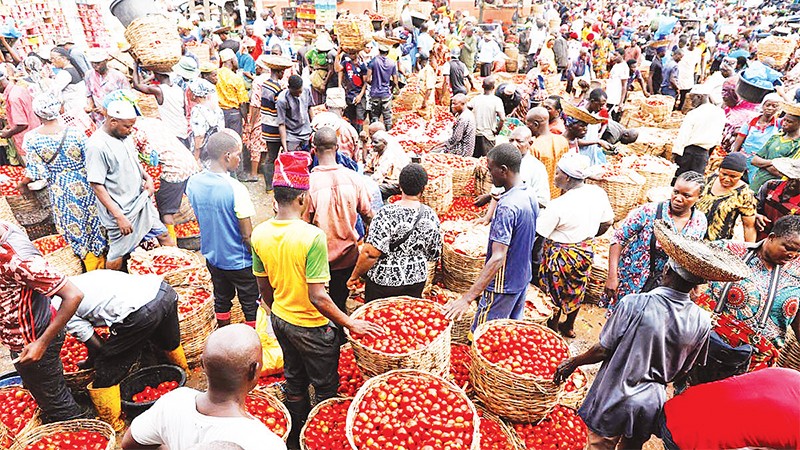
[0, 0, 799, 448]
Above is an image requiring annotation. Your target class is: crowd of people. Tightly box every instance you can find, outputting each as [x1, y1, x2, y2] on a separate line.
[1, 0, 800, 448]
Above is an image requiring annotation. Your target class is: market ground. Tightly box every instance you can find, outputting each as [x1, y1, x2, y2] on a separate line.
[0, 179, 664, 449]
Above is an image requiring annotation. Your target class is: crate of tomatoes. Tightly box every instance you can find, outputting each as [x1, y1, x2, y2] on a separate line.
[9, 418, 114, 450]
[471, 319, 569, 422]
[346, 297, 452, 377]
[346, 369, 479, 450]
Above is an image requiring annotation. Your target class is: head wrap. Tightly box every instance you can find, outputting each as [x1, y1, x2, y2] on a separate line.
[761, 93, 782, 106]
[557, 153, 594, 180]
[564, 115, 582, 126]
[719, 152, 747, 174]
[101, 89, 142, 116]
[32, 92, 62, 121]
[188, 78, 216, 98]
[273, 151, 312, 190]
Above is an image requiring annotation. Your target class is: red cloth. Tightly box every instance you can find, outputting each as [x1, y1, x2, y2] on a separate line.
[665, 368, 800, 450]
[250, 35, 264, 61]
[273, 151, 311, 190]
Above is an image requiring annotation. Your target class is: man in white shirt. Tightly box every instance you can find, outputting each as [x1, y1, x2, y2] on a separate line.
[477, 33, 502, 77]
[417, 23, 435, 61]
[52, 270, 188, 431]
[672, 84, 726, 178]
[122, 325, 287, 450]
[468, 77, 506, 157]
[606, 54, 630, 122]
[676, 36, 702, 111]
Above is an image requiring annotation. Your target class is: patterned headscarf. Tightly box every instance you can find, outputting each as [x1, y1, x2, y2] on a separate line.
[188, 78, 216, 98]
[32, 91, 63, 121]
[101, 89, 142, 116]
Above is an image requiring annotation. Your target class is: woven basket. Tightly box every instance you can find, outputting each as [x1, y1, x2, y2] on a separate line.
[246, 389, 292, 442]
[128, 246, 205, 283]
[426, 285, 476, 344]
[544, 73, 562, 94]
[635, 160, 677, 203]
[333, 15, 373, 52]
[175, 284, 216, 366]
[378, 0, 400, 22]
[523, 285, 555, 324]
[230, 296, 246, 324]
[424, 260, 437, 293]
[124, 15, 183, 73]
[639, 95, 675, 123]
[559, 367, 590, 410]
[138, 94, 161, 119]
[34, 235, 83, 277]
[6, 190, 50, 226]
[475, 403, 525, 450]
[419, 165, 454, 215]
[188, 43, 213, 67]
[300, 397, 352, 450]
[346, 297, 452, 377]
[587, 175, 646, 222]
[0, 386, 41, 442]
[779, 328, 800, 371]
[346, 369, 480, 450]
[0, 196, 24, 231]
[474, 157, 494, 196]
[174, 195, 196, 224]
[442, 240, 485, 294]
[176, 234, 201, 251]
[757, 36, 797, 68]
[64, 366, 95, 393]
[166, 265, 212, 287]
[256, 381, 286, 403]
[471, 320, 566, 422]
[9, 419, 114, 450]
[423, 154, 478, 197]
[346, 294, 365, 316]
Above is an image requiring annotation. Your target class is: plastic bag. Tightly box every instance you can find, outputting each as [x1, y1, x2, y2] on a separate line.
[741, 61, 782, 89]
[256, 307, 284, 376]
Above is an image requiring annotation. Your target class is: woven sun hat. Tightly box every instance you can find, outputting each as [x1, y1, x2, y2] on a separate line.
[212, 26, 231, 35]
[782, 102, 800, 117]
[263, 55, 293, 70]
[648, 38, 671, 48]
[299, 31, 317, 41]
[373, 35, 397, 46]
[653, 220, 750, 282]
[772, 157, 800, 180]
[315, 38, 335, 52]
[172, 56, 200, 79]
[562, 102, 604, 125]
[219, 48, 237, 63]
[86, 48, 109, 63]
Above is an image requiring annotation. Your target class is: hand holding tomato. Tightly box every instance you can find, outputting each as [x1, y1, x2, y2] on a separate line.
[346, 275, 361, 291]
[553, 357, 578, 385]
[17, 339, 47, 365]
[444, 294, 472, 321]
[346, 318, 384, 338]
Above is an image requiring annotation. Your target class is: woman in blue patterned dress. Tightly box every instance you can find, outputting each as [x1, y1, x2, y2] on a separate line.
[604, 171, 708, 312]
[17, 92, 107, 270]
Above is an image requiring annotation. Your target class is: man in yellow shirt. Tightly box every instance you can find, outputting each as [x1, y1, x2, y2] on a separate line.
[251, 152, 381, 448]
[216, 48, 249, 138]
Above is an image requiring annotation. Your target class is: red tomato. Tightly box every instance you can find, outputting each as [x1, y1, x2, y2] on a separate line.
[477, 409, 514, 450]
[513, 405, 588, 450]
[131, 380, 179, 404]
[338, 346, 365, 397]
[301, 399, 351, 449]
[448, 344, 472, 391]
[476, 323, 569, 379]
[0, 387, 38, 436]
[246, 395, 288, 438]
[23, 430, 108, 450]
[350, 301, 449, 355]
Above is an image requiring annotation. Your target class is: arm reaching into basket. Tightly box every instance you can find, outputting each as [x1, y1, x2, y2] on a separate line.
[553, 343, 609, 384]
[444, 241, 509, 320]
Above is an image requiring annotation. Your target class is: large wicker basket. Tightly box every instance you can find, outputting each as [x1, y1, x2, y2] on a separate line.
[33, 235, 83, 277]
[442, 241, 485, 294]
[471, 320, 567, 422]
[588, 173, 646, 222]
[639, 95, 675, 123]
[632, 157, 678, 203]
[333, 15, 373, 52]
[345, 297, 452, 377]
[378, 0, 400, 22]
[246, 389, 292, 441]
[0, 386, 41, 444]
[175, 284, 216, 366]
[778, 328, 800, 371]
[426, 285, 476, 344]
[6, 190, 51, 226]
[9, 419, 115, 450]
[523, 285, 556, 324]
[419, 164, 454, 215]
[473, 157, 494, 196]
[124, 15, 183, 73]
[128, 246, 205, 285]
[544, 73, 562, 94]
[475, 403, 525, 450]
[346, 369, 480, 450]
[0, 196, 24, 231]
[300, 397, 352, 450]
[757, 35, 797, 68]
[423, 154, 478, 197]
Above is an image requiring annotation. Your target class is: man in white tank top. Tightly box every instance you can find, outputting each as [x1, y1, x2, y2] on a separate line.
[132, 68, 192, 149]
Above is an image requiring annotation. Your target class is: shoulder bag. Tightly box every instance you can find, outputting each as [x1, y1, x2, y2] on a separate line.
[389, 206, 424, 253]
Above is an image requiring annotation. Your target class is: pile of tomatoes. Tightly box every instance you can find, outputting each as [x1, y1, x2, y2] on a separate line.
[175, 220, 200, 238]
[476, 323, 569, 378]
[513, 406, 588, 450]
[61, 328, 108, 373]
[439, 197, 486, 223]
[0, 387, 38, 436]
[351, 300, 449, 354]
[302, 399, 352, 450]
[564, 369, 587, 394]
[0, 165, 25, 196]
[423, 154, 476, 170]
[477, 409, 514, 450]
[449, 344, 472, 391]
[175, 287, 212, 319]
[350, 372, 475, 449]
[246, 394, 289, 439]
[32, 234, 68, 255]
[338, 346, 365, 397]
[23, 430, 109, 450]
[257, 372, 286, 388]
[132, 381, 179, 403]
[140, 163, 162, 191]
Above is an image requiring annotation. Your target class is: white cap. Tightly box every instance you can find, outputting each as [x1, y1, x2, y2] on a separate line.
[106, 100, 138, 120]
[86, 48, 109, 63]
[689, 83, 711, 95]
[219, 48, 237, 63]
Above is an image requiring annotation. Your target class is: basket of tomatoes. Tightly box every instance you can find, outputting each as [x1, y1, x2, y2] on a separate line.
[300, 397, 352, 450]
[513, 405, 588, 450]
[0, 196, 23, 231]
[128, 246, 205, 286]
[522, 285, 556, 324]
[423, 154, 478, 197]
[449, 343, 472, 393]
[61, 330, 108, 392]
[245, 389, 291, 442]
[425, 286, 476, 344]
[475, 403, 525, 450]
[441, 220, 489, 294]
[10, 418, 114, 450]
[471, 319, 569, 422]
[32, 234, 83, 277]
[559, 367, 590, 410]
[346, 297, 452, 377]
[120, 364, 186, 419]
[175, 220, 201, 251]
[0, 386, 40, 446]
[639, 94, 675, 123]
[174, 284, 216, 365]
[418, 162, 454, 216]
[338, 344, 366, 397]
[346, 369, 480, 450]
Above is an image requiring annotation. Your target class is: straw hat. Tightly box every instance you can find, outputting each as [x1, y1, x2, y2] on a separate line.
[373, 35, 398, 46]
[315, 38, 335, 52]
[562, 102, 604, 125]
[213, 26, 231, 35]
[299, 31, 317, 41]
[772, 157, 800, 180]
[263, 55, 293, 70]
[648, 38, 670, 48]
[653, 220, 750, 282]
[782, 102, 800, 117]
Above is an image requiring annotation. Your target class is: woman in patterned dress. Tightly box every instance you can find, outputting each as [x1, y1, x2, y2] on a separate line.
[696, 153, 757, 242]
[17, 92, 107, 270]
[347, 164, 442, 302]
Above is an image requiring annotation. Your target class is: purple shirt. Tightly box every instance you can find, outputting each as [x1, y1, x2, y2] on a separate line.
[486, 185, 538, 294]
[368, 55, 397, 99]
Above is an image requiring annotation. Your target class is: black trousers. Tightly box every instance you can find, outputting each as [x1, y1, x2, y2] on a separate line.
[474, 135, 494, 158]
[676, 89, 691, 111]
[94, 283, 181, 387]
[328, 266, 352, 314]
[364, 278, 426, 302]
[207, 262, 260, 323]
[262, 141, 283, 191]
[674, 145, 710, 182]
[271, 314, 339, 403]
[12, 329, 82, 423]
[480, 62, 493, 77]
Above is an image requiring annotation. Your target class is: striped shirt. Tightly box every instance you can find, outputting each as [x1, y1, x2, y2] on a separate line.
[260, 78, 282, 143]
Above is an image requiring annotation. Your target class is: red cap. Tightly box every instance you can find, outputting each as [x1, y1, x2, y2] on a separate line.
[273, 151, 312, 190]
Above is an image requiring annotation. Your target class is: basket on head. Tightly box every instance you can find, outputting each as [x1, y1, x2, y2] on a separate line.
[639, 95, 676, 123]
[246, 389, 292, 441]
[471, 319, 567, 422]
[174, 284, 216, 366]
[0, 386, 41, 442]
[559, 367, 590, 410]
[345, 297, 452, 377]
[653, 220, 750, 282]
[333, 15, 373, 53]
[299, 397, 352, 450]
[124, 14, 183, 73]
[426, 285, 477, 344]
[474, 402, 526, 450]
[346, 369, 480, 450]
[33, 234, 83, 276]
[9, 419, 115, 450]
[562, 102, 604, 125]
